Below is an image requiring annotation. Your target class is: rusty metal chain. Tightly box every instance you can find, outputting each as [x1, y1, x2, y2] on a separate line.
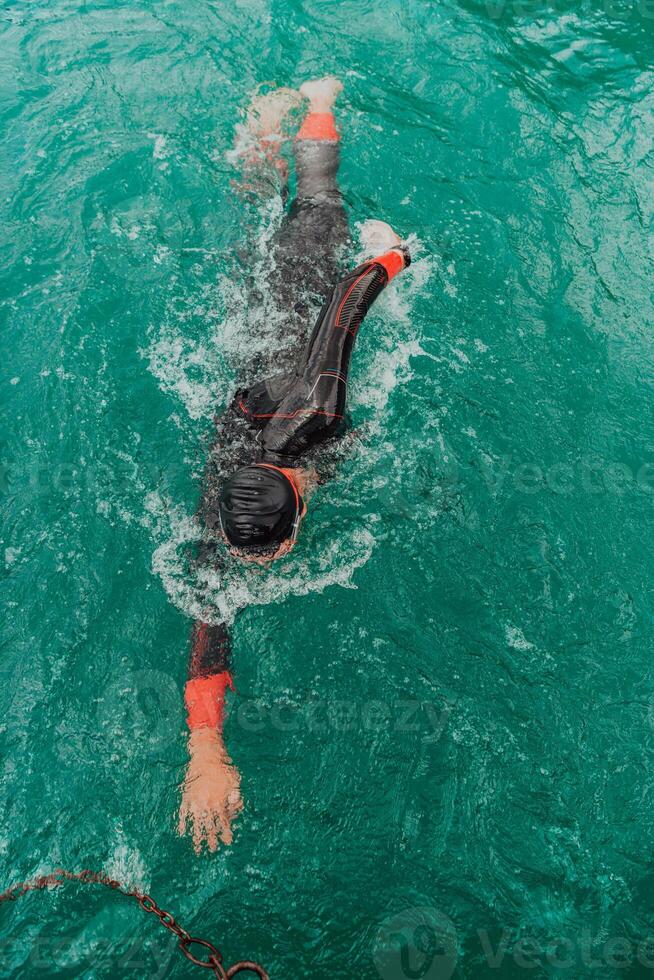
[0, 868, 268, 980]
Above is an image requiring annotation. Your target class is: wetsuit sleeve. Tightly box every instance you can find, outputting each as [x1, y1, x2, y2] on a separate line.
[185, 620, 234, 732]
[185, 394, 246, 732]
[258, 247, 410, 463]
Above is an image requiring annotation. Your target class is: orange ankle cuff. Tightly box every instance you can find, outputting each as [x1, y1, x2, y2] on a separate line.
[296, 112, 339, 142]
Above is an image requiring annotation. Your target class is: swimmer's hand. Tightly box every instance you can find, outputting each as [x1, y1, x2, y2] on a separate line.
[359, 219, 403, 256]
[178, 729, 243, 854]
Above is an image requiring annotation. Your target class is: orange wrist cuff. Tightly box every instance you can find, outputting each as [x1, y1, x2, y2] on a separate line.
[185, 672, 234, 731]
[296, 112, 339, 142]
[374, 249, 406, 282]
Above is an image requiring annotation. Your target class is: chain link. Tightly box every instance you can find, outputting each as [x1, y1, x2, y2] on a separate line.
[0, 869, 268, 979]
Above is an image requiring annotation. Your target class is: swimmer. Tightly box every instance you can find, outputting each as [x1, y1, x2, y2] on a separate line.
[178, 77, 411, 853]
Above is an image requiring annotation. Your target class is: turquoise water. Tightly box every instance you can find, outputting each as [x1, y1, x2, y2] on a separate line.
[2, 0, 654, 977]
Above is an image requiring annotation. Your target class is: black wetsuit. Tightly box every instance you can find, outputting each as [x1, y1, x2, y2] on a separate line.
[186, 119, 409, 705]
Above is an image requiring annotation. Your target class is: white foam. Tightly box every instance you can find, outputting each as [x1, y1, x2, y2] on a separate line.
[104, 843, 149, 892]
[224, 123, 257, 167]
[145, 334, 223, 422]
[153, 244, 171, 266]
[148, 133, 168, 161]
[146, 490, 375, 625]
[505, 625, 535, 652]
[354, 339, 424, 419]
[143, 196, 288, 423]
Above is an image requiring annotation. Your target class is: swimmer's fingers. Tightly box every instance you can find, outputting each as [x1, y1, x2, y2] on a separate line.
[223, 781, 244, 842]
[211, 791, 238, 848]
[229, 788, 244, 817]
[178, 798, 190, 837]
[190, 807, 214, 855]
[221, 789, 244, 846]
[183, 804, 231, 854]
[217, 806, 233, 847]
[194, 807, 224, 854]
[204, 811, 219, 853]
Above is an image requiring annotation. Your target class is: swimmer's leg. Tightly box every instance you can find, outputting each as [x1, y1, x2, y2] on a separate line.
[294, 76, 343, 203]
[273, 76, 349, 312]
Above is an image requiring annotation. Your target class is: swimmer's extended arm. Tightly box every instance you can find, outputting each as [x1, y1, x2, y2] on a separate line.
[257, 246, 411, 462]
[182, 392, 251, 746]
[179, 397, 249, 855]
[299, 245, 410, 384]
[185, 621, 233, 731]
[182, 405, 240, 755]
[179, 621, 242, 853]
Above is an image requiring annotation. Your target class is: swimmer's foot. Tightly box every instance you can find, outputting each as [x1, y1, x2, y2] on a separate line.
[235, 85, 303, 187]
[299, 76, 343, 113]
[246, 86, 303, 140]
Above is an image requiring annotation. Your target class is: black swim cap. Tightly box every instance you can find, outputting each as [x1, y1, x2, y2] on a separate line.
[219, 465, 298, 551]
